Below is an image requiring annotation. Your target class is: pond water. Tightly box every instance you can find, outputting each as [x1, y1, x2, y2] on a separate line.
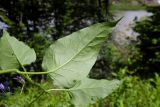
[112, 10, 152, 46]
[0, 21, 8, 30]
[0, 10, 153, 46]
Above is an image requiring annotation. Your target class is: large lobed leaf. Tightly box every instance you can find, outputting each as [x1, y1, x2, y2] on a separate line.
[42, 23, 113, 88]
[68, 78, 121, 106]
[0, 31, 36, 69]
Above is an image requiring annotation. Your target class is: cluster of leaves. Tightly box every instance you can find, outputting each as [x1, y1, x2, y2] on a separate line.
[104, 6, 160, 106]
[0, 23, 120, 106]
[110, 0, 146, 12]
[0, 82, 73, 107]
[90, 43, 127, 79]
[128, 6, 160, 78]
[0, 0, 110, 38]
[0, 0, 111, 75]
[108, 74, 160, 107]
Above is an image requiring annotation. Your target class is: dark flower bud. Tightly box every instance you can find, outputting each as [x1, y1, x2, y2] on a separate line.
[13, 76, 25, 84]
[3, 82, 10, 91]
[0, 83, 5, 92]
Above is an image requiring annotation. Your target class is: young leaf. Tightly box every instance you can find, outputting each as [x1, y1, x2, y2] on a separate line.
[68, 78, 121, 106]
[0, 31, 36, 69]
[42, 23, 113, 88]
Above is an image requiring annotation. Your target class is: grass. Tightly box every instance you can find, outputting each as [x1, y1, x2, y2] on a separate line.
[110, 2, 146, 13]
[90, 74, 160, 107]
[0, 81, 72, 107]
[107, 74, 160, 107]
[1, 72, 160, 107]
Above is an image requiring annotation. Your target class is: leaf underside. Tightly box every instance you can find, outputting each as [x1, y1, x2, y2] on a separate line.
[0, 31, 36, 69]
[42, 23, 113, 88]
[0, 24, 121, 107]
[68, 78, 121, 107]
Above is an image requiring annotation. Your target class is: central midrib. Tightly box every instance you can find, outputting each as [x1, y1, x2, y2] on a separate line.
[5, 34, 23, 68]
[48, 29, 107, 74]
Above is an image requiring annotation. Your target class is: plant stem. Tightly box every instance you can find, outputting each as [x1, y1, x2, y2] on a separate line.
[0, 69, 19, 74]
[0, 68, 63, 76]
[47, 88, 68, 91]
[29, 91, 45, 106]
[18, 71, 49, 75]
[20, 84, 25, 94]
[0, 69, 49, 93]
[0, 69, 49, 75]
[21, 65, 31, 80]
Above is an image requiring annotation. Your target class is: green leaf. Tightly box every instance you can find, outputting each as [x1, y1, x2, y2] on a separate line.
[68, 78, 121, 106]
[42, 23, 113, 88]
[0, 31, 36, 69]
[0, 11, 14, 26]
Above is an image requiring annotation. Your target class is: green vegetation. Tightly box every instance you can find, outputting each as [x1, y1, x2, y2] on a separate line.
[0, 0, 160, 107]
[108, 74, 160, 107]
[0, 23, 120, 107]
[107, 5, 160, 107]
[110, 0, 146, 12]
[129, 6, 160, 78]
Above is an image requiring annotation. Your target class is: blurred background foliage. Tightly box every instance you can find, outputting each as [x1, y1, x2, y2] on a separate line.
[128, 6, 160, 78]
[0, 0, 111, 83]
[0, 0, 110, 76]
[0, 0, 160, 106]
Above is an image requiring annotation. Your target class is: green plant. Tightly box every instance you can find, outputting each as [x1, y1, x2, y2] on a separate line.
[110, 0, 145, 12]
[128, 6, 160, 77]
[107, 75, 160, 107]
[0, 23, 121, 106]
